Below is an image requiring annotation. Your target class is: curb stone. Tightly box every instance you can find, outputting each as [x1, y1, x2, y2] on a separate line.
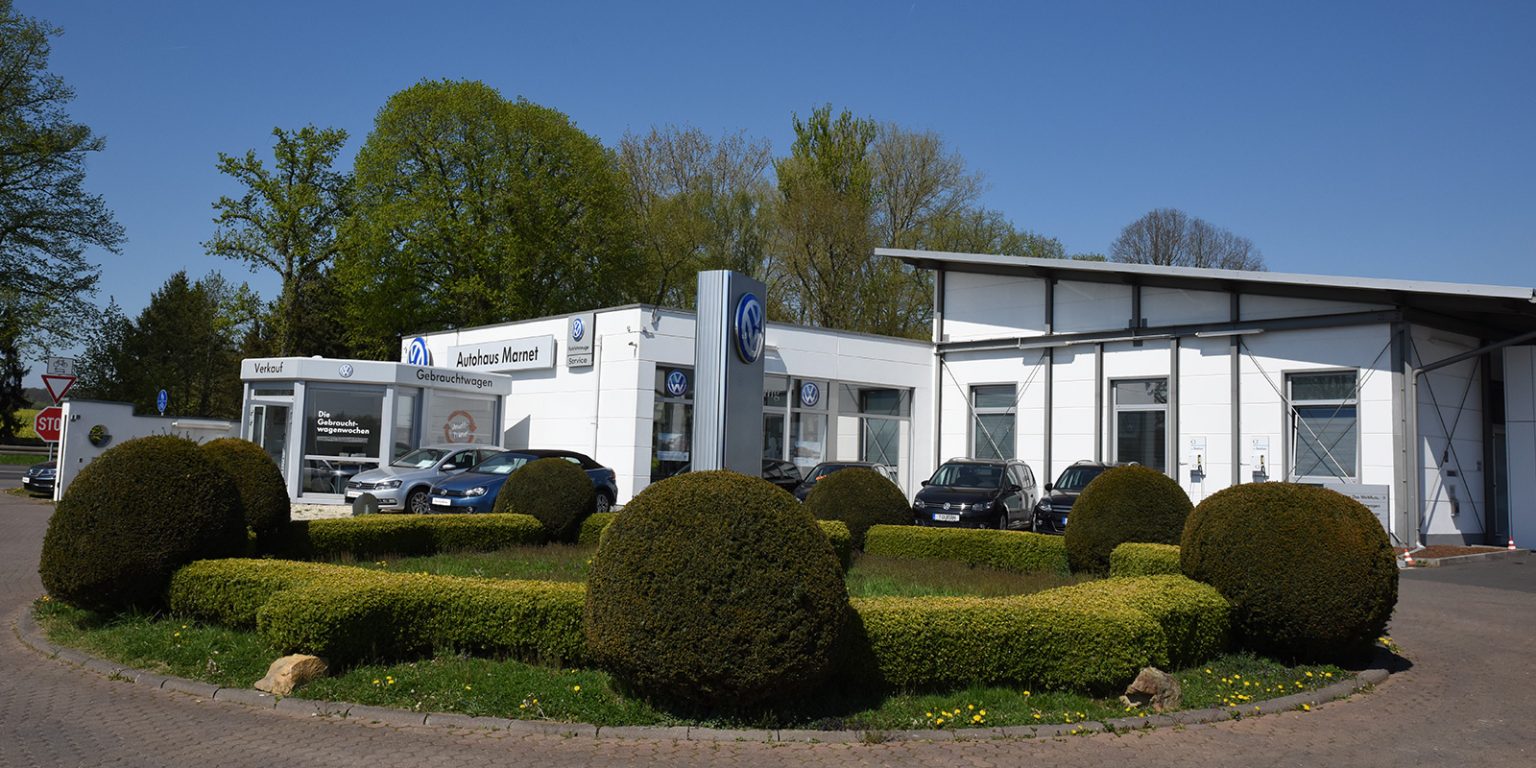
[11, 602, 1397, 743]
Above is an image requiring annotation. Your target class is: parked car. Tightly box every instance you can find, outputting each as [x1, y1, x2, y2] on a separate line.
[344, 444, 502, 514]
[912, 458, 1039, 530]
[656, 459, 804, 494]
[21, 460, 55, 497]
[428, 449, 618, 514]
[792, 461, 897, 501]
[1030, 460, 1115, 534]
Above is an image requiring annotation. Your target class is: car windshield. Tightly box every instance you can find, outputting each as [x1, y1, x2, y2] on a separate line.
[1054, 466, 1107, 492]
[390, 448, 447, 469]
[804, 464, 859, 485]
[929, 462, 1003, 488]
[469, 453, 530, 475]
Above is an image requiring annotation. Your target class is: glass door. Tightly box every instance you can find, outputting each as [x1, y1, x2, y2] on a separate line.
[248, 403, 290, 469]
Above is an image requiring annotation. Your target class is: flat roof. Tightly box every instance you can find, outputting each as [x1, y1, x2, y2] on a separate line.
[879, 248, 1536, 336]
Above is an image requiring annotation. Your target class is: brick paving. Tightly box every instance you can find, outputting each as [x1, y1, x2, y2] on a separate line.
[2, 492, 1532, 767]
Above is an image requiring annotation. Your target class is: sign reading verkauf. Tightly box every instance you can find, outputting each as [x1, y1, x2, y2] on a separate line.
[447, 336, 555, 372]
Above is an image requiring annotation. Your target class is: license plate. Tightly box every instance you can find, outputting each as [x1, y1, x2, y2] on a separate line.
[934, 513, 960, 522]
[431, 497, 452, 506]
[344, 492, 358, 500]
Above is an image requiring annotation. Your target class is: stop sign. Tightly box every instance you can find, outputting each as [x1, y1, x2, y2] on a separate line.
[33, 406, 63, 443]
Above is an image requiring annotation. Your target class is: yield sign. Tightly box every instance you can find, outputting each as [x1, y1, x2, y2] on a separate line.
[42, 374, 76, 404]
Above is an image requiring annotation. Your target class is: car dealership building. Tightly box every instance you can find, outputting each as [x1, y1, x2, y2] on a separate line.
[240, 249, 1536, 548]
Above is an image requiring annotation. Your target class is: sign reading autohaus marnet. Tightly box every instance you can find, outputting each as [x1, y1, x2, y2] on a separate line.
[447, 336, 555, 372]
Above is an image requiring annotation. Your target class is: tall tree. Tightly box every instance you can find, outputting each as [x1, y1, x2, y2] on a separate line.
[0, 1, 123, 438]
[619, 125, 774, 308]
[1110, 208, 1265, 270]
[205, 125, 351, 356]
[338, 80, 642, 358]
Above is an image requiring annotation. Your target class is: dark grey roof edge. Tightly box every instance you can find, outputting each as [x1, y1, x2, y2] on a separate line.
[877, 248, 1536, 302]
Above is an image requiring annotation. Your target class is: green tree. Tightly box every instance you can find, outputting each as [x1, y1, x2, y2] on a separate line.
[338, 80, 642, 358]
[205, 125, 352, 357]
[619, 125, 774, 308]
[1110, 208, 1265, 270]
[0, 1, 123, 438]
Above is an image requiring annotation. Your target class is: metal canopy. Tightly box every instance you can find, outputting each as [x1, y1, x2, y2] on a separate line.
[879, 248, 1536, 337]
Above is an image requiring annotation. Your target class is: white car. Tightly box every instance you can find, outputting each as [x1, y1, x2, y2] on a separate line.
[344, 444, 502, 514]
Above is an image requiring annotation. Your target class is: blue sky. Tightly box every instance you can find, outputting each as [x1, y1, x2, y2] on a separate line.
[19, 0, 1536, 384]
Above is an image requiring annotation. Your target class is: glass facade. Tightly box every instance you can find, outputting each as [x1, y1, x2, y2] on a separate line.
[971, 384, 1016, 460]
[1289, 370, 1358, 481]
[652, 367, 693, 481]
[423, 391, 498, 446]
[1113, 378, 1168, 472]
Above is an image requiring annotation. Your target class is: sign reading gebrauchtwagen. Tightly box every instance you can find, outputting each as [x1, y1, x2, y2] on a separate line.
[447, 336, 555, 372]
[567, 313, 595, 368]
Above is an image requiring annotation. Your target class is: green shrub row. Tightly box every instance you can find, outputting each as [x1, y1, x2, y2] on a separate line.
[169, 558, 585, 666]
[1109, 543, 1183, 577]
[846, 575, 1229, 691]
[862, 525, 1069, 575]
[268, 514, 546, 559]
[577, 512, 853, 571]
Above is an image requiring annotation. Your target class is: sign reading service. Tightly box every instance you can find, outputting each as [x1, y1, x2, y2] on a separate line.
[567, 313, 595, 368]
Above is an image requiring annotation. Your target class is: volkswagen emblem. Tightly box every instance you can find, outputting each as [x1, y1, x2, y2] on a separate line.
[406, 337, 432, 366]
[338, 363, 354, 378]
[943, 502, 952, 511]
[799, 381, 820, 407]
[665, 370, 688, 397]
[733, 292, 765, 364]
[571, 317, 585, 342]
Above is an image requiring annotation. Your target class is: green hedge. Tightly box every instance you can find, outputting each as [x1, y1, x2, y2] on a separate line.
[577, 512, 852, 571]
[169, 559, 338, 628]
[847, 575, 1228, 690]
[863, 525, 1069, 575]
[268, 514, 546, 559]
[1109, 543, 1183, 577]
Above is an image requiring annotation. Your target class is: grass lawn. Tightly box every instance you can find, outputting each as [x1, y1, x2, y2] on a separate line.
[351, 545, 1091, 598]
[34, 596, 1347, 729]
[0, 453, 46, 465]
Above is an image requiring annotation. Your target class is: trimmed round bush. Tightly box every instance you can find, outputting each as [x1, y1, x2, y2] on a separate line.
[1181, 483, 1397, 662]
[39, 435, 247, 612]
[801, 467, 911, 549]
[584, 470, 849, 711]
[493, 458, 596, 542]
[1065, 465, 1192, 575]
[200, 437, 289, 542]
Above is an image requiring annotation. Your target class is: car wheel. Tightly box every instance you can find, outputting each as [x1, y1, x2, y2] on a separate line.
[596, 492, 613, 514]
[996, 512, 1009, 531]
[407, 488, 430, 515]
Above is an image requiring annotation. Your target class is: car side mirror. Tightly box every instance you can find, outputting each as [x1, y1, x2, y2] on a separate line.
[1007, 483, 1022, 494]
[1044, 482, 1054, 492]
[920, 480, 930, 487]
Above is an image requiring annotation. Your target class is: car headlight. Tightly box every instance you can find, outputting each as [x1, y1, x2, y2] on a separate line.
[378, 479, 401, 490]
[913, 499, 927, 509]
[972, 501, 993, 512]
[465, 486, 488, 497]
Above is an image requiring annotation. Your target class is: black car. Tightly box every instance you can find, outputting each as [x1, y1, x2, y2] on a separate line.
[21, 460, 56, 497]
[913, 458, 1039, 530]
[792, 461, 898, 501]
[660, 460, 803, 494]
[1030, 461, 1115, 534]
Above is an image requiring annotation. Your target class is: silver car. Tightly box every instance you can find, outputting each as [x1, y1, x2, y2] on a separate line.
[345, 444, 501, 514]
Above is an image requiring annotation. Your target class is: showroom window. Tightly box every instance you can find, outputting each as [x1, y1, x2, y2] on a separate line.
[971, 384, 1016, 460]
[1113, 378, 1168, 473]
[652, 366, 693, 482]
[1289, 370, 1358, 481]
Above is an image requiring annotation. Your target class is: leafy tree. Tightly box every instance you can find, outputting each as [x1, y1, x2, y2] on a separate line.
[1110, 208, 1265, 270]
[619, 125, 774, 308]
[338, 80, 642, 358]
[205, 125, 352, 357]
[0, 1, 123, 438]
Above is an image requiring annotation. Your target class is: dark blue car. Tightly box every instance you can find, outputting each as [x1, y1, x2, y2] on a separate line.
[428, 449, 618, 514]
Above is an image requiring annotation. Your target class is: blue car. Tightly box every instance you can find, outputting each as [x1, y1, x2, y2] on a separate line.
[428, 449, 618, 514]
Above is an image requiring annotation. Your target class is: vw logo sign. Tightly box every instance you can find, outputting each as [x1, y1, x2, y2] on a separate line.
[665, 370, 688, 397]
[338, 363, 355, 379]
[799, 381, 820, 407]
[943, 502, 952, 511]
[571, 317, 585, 342]
[733, 292, 765, 364]
[406, 337, 432, 366]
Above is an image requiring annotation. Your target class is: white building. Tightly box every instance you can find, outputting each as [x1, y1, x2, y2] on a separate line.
[886, 248, 1536, 548]
[238, 250, 1536, 548]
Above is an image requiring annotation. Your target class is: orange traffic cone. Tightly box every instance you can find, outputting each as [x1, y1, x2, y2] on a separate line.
[1402, 550, 1415, 566]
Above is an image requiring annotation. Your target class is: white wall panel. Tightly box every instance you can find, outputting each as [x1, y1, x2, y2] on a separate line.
[1143, 287, 1230, 327]
[1504, 346, 1536, 546]
[943, 272, 1047, 340]
[1240, 295, 1388, 322]
[1055, 281, 1133, 334]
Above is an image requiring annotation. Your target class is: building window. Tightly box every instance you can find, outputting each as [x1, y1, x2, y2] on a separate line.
[971, 384, 1016, 460]
[1113, 378, 1167, 473]
[1289, 370, 1358, 481]
[652, 367, 693, 482]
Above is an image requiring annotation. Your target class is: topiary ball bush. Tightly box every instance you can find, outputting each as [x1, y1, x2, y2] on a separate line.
[200, 437, 289, 542]
[1065, 465, 1193, 575]
[1181, 483, 1397, 662]
[494, 457, 596, 542]
[584, 470, 849, 712]
[39, 435, 247, 613]
[801, 467, 911, 549]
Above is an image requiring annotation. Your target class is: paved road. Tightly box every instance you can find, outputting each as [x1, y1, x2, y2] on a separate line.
[2, 492, 1532, 768]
